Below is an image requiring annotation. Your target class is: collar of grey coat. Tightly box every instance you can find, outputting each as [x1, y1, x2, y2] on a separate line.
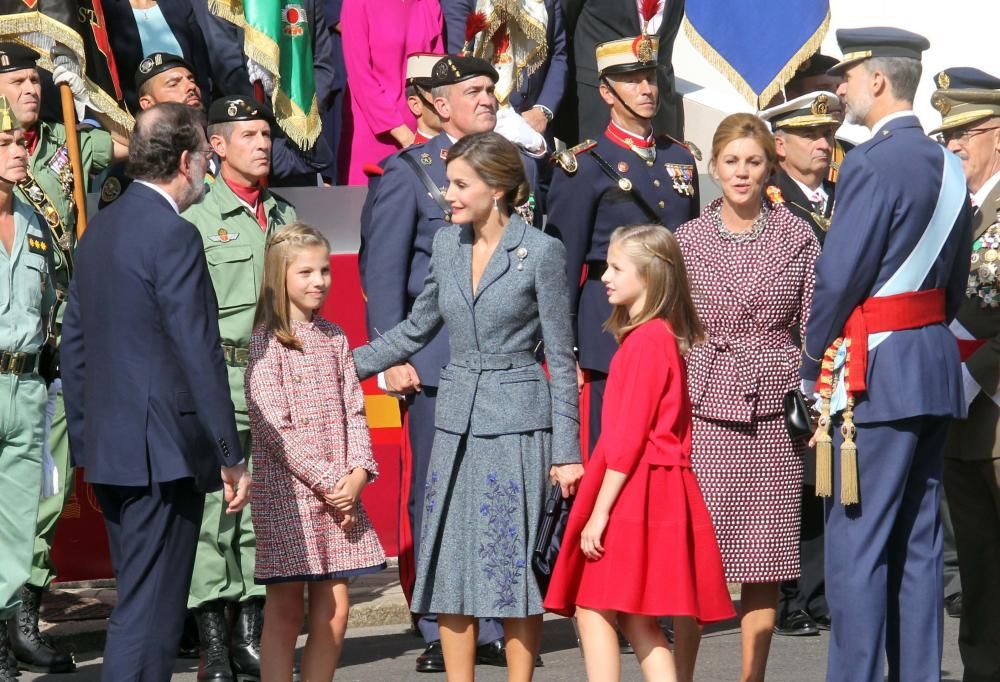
[973, 180, 1000, 241]
[454, 213, 530, 307]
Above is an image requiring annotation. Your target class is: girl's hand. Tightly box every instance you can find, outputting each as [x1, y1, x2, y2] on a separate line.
[549, 463, 584, 498]
[339, 509, 356, 531]
[580, 511, 609, 560]
[326, 468, 368, 511]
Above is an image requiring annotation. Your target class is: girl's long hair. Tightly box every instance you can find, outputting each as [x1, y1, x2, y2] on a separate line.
[603, 224, 704, 354]
[253, 222, 330, 350]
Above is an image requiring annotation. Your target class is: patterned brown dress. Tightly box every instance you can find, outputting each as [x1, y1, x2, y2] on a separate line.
[245, 316, 386, 583]
[676, 199, 819, 582]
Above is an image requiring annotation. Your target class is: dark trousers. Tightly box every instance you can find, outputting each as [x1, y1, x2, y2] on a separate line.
[944, 457, 1000, 682]
[778, 484, 828, 618]
[94, 478, 204, 682]
[824, 416, 948, 682]
[407, 389, 503, 646]
[941, 486, 962, 598]
[586, 371, 607, 455]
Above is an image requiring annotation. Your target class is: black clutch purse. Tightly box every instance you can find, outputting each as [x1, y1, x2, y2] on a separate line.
[783, 388, 814, 441]
[532, 483, 572, 596]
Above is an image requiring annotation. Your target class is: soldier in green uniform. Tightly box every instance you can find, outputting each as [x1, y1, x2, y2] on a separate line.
[182, 95, 296, 682]
[0, 41, 123, 674]
[0, 95, 56, 682]
[931, 67, 1000, 682]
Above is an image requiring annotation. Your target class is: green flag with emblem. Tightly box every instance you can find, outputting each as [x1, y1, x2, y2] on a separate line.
[209, 0, 321, 149]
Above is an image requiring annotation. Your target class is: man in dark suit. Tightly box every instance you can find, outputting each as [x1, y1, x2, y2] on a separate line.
[759, 91, 839, 638]
[803, 29, 972, 682]
[61, 103, 250, 682]
[567, 0, 685, 142]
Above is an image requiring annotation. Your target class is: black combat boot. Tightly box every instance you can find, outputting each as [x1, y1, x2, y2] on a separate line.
[8, 585, 75, 673]
[230, 598, 263, 681]
[0, 623, 19, 682]
[195, 602, 234, 681]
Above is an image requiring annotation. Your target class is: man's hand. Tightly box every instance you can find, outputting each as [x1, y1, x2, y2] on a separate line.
[51, 45, 90, 117]
[221, 462, 251, 513]
[384, 363, 421, 394]
[522, 107, 548, 135]
[575, 362, 585, 394]
[549, 463, 584, 498]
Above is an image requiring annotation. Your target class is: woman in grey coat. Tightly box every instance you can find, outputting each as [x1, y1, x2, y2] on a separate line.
[354, 132, 583, 680]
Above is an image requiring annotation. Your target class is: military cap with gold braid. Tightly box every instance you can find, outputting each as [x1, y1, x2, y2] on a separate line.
[828, 27, 929, 76]
[0, 95, 19, 132]
[759, 91, 841, 130]
[929, 67, 1000, 135]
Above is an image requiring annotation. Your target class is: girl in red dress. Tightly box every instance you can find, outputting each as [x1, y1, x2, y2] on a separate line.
[544, 225, 735, 681]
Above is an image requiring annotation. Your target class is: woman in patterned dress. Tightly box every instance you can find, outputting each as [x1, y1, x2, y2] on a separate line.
[353, 132, 584, 681]
[673, 113, 820, 682]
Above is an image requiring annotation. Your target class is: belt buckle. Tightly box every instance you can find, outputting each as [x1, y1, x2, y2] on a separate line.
[1, 351, 25, 374]
[0, 351, 10, 373]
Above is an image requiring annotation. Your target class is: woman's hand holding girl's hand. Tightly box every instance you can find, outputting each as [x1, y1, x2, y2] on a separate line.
[549, 463, 584, 498]
[580, 511, 609, 560]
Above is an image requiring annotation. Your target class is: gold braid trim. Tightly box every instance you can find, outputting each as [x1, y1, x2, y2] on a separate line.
[272, 86, 321, 149]
[473, 0, 548, 103]
[839, 395, 859, 505]
[681, 9, 831, 109]
[814, 346, 837, 498]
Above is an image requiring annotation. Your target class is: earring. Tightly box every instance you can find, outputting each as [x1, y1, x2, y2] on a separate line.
[493, 196, 499, 211]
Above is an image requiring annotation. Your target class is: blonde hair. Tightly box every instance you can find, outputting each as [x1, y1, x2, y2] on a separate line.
[254, 223, 331, 350]
[710, 112, 778, 174]
[603, 224, 704, 354]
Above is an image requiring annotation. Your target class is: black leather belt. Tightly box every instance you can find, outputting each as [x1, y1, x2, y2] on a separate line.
[221, 344, 249, 367]
[586, 260, 607, 281]
[0, 351, 39, 375]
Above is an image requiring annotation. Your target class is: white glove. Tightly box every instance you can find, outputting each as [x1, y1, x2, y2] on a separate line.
[494, 107, 547, 156]
[51, 44, 93, 120]
[40, 379, 62, 499]
[247, 57, 275, 97]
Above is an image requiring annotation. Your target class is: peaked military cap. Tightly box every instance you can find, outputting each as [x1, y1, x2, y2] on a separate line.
[759, 91, 841, 130]
[930, 67, 1000, 134]
[0, 42, 38, 74]
[596, 35, 659, 76]
[135, 52, 194, 90]
[829, 27, 930, 75]
[0, 95, 19, 132]
[208, 95, 274, 125]
[430, 55, 498, 87]
[406, 53, 439, 89]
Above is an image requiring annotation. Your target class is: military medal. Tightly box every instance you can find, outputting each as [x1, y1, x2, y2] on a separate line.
[969, 222, 1000, 306]
[665, 163, 695, 197]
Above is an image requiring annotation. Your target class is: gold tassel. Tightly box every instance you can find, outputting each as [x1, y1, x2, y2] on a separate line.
[839, 397, 859, 505]
[814, 397, 833, 497]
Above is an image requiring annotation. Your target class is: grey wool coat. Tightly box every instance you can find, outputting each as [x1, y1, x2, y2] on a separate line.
[354, 214, 581, 617]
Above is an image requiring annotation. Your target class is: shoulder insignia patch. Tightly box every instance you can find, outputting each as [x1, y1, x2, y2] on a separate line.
[27, 234, 48, 256]
[552, 139, 597, 173]
[208, 227, 240, 243]
[766, 185, 785, 204]
[101, 176, 121, 203]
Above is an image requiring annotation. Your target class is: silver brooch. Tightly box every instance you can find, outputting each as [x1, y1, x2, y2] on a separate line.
[516, 247, 528, 270]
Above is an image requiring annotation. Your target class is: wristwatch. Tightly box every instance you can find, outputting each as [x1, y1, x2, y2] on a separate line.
[533, 104, 554, 122]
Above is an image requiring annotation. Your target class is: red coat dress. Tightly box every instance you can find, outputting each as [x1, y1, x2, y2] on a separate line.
[245, 317, 386, 582]
[544, 320, 735, 621]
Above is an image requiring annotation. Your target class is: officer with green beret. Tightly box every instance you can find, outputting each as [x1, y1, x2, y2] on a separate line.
[0, 40, 124, 675]
[0, 94, 56, 682]
[182, 95, 296, 682]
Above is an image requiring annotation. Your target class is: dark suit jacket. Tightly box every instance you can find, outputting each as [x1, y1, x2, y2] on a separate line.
[442, 0, 569, 115]
[773, 169, 834, 246]
[61, 183, 243, 491]
[104, 0, 214, 114]
[572, 0, 686, 140]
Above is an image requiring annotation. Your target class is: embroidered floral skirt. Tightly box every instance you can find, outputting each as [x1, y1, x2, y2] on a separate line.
[411, 430, 552, 618]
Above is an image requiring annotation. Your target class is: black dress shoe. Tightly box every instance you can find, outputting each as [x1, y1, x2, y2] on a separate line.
[415, 641, 445, 673]
[617, 628, 634, 654]
[945, 593, 962, 619]
[476, 639, 506, 667]
[773, 609, 820, 636]
[812, 613, 831, 630]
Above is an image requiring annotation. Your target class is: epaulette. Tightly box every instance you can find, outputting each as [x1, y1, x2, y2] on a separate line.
[659, 133, 702, 162]
[552, 139, 597, 173]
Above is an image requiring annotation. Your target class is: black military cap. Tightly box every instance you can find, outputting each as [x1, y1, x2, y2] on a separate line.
[930, 67, 1000, 134]
[208, 95, 274, 125]
[430, 55, 499, 87]
[829, 27, 930, 75]
[794, 54, 839, 80]
[0, 42, 39, 74]
[135, 52, 194, 90]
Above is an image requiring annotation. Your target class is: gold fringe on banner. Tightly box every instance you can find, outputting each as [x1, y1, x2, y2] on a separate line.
[0, 14, 135, 137]
[681, 8, 830, 109]
[272, 86, 321, 149]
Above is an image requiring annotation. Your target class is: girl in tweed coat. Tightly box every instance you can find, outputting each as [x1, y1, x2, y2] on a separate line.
[245, 224, 385, 682]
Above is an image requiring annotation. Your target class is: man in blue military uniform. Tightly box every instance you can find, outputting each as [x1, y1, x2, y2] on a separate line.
[803, 29, 972, 682]
[930, 66, 1000, 682]
[545, 30, 699, 454]
[361, 54, 513, 673]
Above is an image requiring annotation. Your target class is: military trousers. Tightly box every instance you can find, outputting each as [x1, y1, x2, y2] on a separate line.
[944, 456, 1000, 682]
[30, 381, 74, 588]
[0, 373, 46, 619]
[187, 428, 263, 608]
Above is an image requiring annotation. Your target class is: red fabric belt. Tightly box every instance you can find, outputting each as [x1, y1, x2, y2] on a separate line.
[956, 338, 986, 361]
[841, 288, 946, 393]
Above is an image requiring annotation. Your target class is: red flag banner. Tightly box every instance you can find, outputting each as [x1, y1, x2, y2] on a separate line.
[0, 0, 133, 136]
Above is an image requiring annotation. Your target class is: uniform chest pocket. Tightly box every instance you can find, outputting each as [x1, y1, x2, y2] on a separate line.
[16, 253, 47, 312]
[205, 245, 257, 310]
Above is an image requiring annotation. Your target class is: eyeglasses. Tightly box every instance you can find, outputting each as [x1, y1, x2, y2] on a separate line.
[936, 126, 999, 145]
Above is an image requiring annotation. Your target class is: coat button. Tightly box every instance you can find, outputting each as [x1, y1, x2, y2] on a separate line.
[301, 417, 310, 425]
[293, 375, 302, 383]
[654, 179, 661, 187]
[658, 201, 665, 208]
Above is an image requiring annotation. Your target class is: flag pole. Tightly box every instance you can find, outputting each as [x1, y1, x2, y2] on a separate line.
[59, 83, 87, 239]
